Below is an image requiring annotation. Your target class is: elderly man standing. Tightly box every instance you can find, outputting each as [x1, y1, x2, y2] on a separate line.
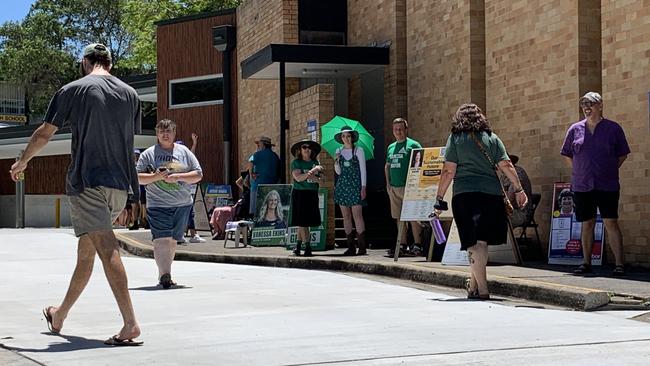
[9, 43, 143, 345]
[561, 92, 630, 276]
[248, 136, 281, 215]
[385, 118, 423, 257]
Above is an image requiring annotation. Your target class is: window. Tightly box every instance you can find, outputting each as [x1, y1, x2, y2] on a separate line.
[169, 74, 223, 109]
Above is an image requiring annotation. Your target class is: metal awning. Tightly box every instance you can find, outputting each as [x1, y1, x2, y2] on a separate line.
[0, 125, 156, 159]
[241, 43, 390, 79]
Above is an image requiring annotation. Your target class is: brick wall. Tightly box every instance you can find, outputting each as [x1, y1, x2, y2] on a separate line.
[485, 0, 602, 250]
[405, 0, 486, 147]
[236, 0, 298, 169]
[287, 84, 336, 247]
[602, 0, 650, 265]
[347, 0, 407, 146]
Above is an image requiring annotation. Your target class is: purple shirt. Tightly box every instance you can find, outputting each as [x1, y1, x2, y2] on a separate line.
[560, 118, 630, 192]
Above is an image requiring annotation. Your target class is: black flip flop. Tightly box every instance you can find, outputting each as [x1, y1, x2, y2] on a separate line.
[104, 335, 144, 347]
[42, 306, 61, 334]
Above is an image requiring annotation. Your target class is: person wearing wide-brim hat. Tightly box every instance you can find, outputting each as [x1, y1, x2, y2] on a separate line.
[333, 126, 368, 256]
[289, 139, 324, 257]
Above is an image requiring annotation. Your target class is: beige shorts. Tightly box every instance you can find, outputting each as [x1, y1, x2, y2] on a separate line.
[387, 185, 406, 219]
[69, 186, 127, 237]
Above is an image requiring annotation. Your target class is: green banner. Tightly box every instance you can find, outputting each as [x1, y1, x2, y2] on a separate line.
[286, 188, 328, 251]
[250, 184, 291, 246]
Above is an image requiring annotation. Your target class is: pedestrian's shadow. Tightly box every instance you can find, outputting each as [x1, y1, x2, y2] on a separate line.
[1, 333, 107, 353]
[129, 285, 193, 291]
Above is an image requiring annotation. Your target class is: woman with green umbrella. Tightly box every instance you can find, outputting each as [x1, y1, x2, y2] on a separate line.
[289, 139, 324, 257]
[334, 126, 368, 256]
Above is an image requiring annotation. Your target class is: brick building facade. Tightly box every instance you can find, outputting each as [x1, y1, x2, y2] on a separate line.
[234, 0, 650, 266]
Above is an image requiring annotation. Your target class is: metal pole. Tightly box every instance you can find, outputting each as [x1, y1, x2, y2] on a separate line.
[222, 49, 232, 184]
[15, 152, 25, 228]
[279, 61, 286, 183]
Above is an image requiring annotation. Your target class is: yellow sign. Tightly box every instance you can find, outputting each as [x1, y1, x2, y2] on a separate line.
[0, 114, 27, 123]
[401, 147, 448, 221]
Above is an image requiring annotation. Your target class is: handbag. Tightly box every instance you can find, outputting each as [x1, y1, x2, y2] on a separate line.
[469, 132, 514, 218]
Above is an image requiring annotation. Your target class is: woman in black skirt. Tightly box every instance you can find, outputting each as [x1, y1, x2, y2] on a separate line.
[434, 103, 528, 299]
[289, 139, 323, 257]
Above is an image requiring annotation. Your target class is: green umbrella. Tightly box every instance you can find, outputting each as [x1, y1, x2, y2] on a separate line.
[321, 115, 375, 160]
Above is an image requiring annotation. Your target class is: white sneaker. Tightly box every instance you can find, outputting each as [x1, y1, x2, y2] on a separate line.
[177, 238, 188, 245]
[190, 234, 206, 243]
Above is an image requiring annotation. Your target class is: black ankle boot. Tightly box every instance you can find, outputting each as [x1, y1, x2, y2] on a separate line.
[303, 243, 313, 257]
[293, 241, 302, 256]
[343, 232, 356, 256]
[356, 232, 367, 256]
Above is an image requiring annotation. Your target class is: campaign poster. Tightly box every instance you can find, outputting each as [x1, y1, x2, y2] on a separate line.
[400, 147, 451, 221]
[203, 184, 232, 213]
[250, 184, 292, 246]
[548, 182, 604, 265]
[286, 188, 328, 251]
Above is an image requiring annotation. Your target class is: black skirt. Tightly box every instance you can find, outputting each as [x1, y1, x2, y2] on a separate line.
[290, 189, 321, 227]
[452, 192, 507, 250]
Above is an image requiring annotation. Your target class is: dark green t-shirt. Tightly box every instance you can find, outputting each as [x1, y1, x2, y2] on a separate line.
[386, 137, 422, 187]
[291, 159, 320, 190]
[443, 131, 509, 196]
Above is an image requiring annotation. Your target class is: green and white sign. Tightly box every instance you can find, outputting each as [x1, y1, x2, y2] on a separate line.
[250, 184, 291, 246]
[286, 188, 328, 251]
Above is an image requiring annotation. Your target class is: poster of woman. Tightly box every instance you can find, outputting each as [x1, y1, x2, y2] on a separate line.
[250, 184, 292, 246]
[255, 189, 288, 229]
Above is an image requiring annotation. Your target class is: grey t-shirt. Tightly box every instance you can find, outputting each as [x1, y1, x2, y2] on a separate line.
[43, 75, 141, 197]
[136, 144, 202, 208]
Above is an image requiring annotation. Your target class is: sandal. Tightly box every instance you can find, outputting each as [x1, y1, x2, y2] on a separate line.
[573, 263, 593, 274]
[42, 306, 61, 334]
[612, 265, 626, 277]
[104, 335, 144, 347]
[465, 278, 490, 300]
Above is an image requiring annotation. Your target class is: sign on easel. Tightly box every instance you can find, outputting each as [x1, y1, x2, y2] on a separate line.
[394, 147, 452, 261]
[194, 184, 232, 233]
[441, 219, 520, 265]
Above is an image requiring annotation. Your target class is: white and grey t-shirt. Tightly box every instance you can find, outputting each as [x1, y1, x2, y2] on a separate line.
[136, 143, 202, 208]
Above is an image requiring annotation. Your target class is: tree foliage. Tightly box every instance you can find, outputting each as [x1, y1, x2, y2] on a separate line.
[0, 0, 240, 119]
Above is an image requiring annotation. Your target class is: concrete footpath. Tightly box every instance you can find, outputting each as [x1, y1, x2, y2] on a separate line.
[117, 230, 650, 312]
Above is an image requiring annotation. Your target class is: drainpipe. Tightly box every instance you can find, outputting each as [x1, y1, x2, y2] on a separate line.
[212, 25, 236, 185]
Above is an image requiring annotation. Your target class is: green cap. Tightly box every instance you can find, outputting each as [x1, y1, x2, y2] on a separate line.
[82, 43, 111, 61]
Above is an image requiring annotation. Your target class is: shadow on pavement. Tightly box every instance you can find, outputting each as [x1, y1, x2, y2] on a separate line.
[129, 285, 193, 291]
[1, 333, 107, 353]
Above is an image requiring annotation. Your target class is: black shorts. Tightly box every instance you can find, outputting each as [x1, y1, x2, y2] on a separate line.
[574, 190, 620, 222]
[452, 192, 507, 250]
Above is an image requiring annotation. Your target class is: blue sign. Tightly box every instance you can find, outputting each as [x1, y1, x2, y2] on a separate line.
[306, 119, 317, 133]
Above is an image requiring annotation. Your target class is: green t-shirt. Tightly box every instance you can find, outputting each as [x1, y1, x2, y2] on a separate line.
[291, 158, 320, 190]
[386, 137, 422, 187]
[443, 131, 509, 196]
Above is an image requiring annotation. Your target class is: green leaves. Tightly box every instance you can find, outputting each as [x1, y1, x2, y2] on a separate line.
[0, 0, 240, 119]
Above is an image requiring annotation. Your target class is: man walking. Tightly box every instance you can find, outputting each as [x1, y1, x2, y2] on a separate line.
[561, 92, 630, 276]
[385, 118, 423, 256]
[9, 43, 143, 345]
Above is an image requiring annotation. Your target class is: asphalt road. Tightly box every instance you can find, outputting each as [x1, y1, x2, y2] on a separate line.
[1, 229, 649, 366]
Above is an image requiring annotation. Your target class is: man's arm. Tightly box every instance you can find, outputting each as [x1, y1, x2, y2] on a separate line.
[384, 162, 391, 188]
[9, 123, 58, 181]
[563, 156, 573, 169]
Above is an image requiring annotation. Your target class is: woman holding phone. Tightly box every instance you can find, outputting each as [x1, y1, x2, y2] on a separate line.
[136, 119, 203, 289]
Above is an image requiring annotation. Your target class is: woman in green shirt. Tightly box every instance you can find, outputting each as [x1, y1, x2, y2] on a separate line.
[289, 139, 323, 257]
[434, 103, 528, 300]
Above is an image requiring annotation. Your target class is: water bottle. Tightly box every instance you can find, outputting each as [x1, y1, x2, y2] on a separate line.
[430, 214, 446, 244]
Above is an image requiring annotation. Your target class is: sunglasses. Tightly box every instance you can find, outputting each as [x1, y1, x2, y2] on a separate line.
[301, 145, 311, 150]
[579, 101, 599, 108]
